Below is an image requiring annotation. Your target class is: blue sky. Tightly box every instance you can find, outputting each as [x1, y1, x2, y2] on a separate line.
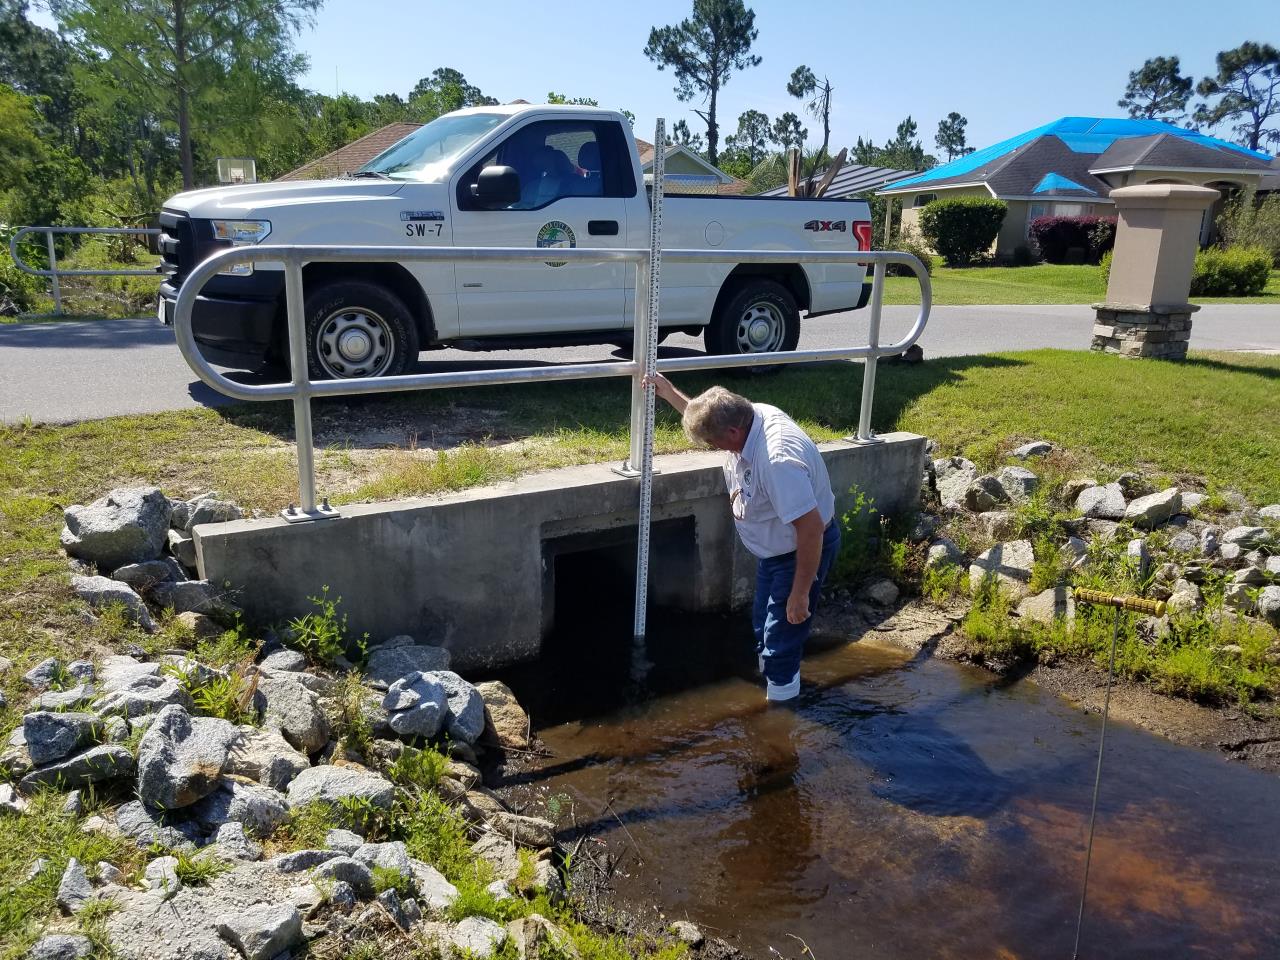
[31, 0, 1280, 156]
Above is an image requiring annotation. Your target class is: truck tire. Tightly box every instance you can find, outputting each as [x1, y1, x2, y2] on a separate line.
[705, 279, 800, 361]
[303, 280, 419, 380]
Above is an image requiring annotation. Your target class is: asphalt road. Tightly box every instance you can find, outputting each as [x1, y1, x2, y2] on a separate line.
[2, 302, 1278, 424]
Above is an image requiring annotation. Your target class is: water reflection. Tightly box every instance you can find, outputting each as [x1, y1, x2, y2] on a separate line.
[491, 613, 1280, 959]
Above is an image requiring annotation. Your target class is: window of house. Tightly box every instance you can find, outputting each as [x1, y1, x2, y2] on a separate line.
[912, 193, 937, 207]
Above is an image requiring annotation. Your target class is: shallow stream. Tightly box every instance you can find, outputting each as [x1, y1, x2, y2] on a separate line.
[492, 596, 1280, 959]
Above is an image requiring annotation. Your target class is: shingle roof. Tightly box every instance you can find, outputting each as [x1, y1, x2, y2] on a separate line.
[761, 163, 916, 198]
[278, 123, 423, 181]
[1091, 133, 1275, 172]
[881, 117, 1274, 195]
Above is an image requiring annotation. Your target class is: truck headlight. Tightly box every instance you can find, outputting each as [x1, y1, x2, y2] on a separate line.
[211, 219, 271, 276]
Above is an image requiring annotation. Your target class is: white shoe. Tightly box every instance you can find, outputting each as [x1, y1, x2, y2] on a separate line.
[765, 670, 801, 702]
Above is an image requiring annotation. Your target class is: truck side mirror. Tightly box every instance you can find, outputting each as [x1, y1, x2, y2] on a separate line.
[471, 165, 521, 208]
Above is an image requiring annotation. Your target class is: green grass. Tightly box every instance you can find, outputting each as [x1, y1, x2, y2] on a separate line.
[881, 264, 1280, 305]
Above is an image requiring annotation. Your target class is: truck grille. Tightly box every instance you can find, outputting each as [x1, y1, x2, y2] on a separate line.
[158, 209, 194, 283]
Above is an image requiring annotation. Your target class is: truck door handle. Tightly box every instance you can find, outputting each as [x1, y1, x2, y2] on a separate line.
[588, 220, 619, 236]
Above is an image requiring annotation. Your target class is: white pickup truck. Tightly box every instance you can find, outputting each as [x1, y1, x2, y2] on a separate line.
[158, 103, 873, 379]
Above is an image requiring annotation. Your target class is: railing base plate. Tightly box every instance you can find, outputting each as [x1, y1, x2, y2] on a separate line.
[612, 461, 662, 479]
[280, 504, 340, 523]
[844, 433, 884, 446]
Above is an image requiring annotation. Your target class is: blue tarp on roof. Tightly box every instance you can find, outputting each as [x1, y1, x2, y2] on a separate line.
[887, 117, 1273, 191]
[1032, 172, 1096, 195]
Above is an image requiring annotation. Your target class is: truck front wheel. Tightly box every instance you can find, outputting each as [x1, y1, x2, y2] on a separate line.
[706, 279, 800, 360]
[303, 280, 419, 380]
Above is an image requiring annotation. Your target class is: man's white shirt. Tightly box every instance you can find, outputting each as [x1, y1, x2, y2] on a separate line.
[723, 404, 836, 559]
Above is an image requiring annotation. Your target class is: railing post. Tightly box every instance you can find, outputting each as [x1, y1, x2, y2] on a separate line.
[279, 253, 336, 522]
[45, 230, 62, 315]
[852, 260, 887, 443]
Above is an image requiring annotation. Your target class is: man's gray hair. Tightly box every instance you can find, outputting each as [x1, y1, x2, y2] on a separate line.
[682, 386, 754, 445]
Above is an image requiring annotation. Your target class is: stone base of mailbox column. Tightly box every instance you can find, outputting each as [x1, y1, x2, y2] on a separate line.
[1090, 302, 1199, 360]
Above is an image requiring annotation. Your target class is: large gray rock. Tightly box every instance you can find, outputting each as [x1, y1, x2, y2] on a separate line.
[488, 812, 556, 848]
[99, 655, 159, 691]
[996, 465, 1039, 501]
[860, 578, 900, 607]
[56, 858, 93, 914]
[187, 780, 290, 838]
[0, 782, 28, 814]
[60, 487, 171, 569]
[324, 828, 365, 854]
[150, 580, 237, 619]
[111, 560, 175, 592]
[22, 657, 64, 690]
[212, 822, 262, 861]
[1259, 504, 1280, 520]
[968, 540, 1035, 597]
[258, 675, 328, 755]
[28, 934, 93, 960]
[136, 704, 238, 810]
[113, 800, 201, 850]
[1223, 582, 1255, 614]
[23, 711, 100, 766]
[475, 681, 531, 750]
[259, 649, 307, 673]
[285, 766, 395, 827]
[216, 903, 302, 960]
[187, 498, 243, 530]
[1076, 483, 1126, 520]
[1168, 530, 1199, 554]
[364, 644, 452, 690]
[1181, 492, 1209, 513]
[1200, 527, 1221, 558]
[925, 537, 963, 569]
[312, 857, 374, 899]
[167, 530, 196, 570]
[383, 672, 448, 739]
[224, 726, 310, 792]
[28, 684, 96, 712]
[1015, 587, 1075, 627]
[269, 849, 342, 873]
[1011, 440, 1052, 459]
[424, 671, 487, 745]
[1124, 488, 1181, 529]
[94, 674, 192, 719]
[1060, 536, 1088, 569]
[70, 575, 155, 631]
[934, 457, 978, 510]
[978, 510, 1016, 540]
[352, 840, 413, 877]
[144, 856, 180, 894]
[449, 916, 507, 959]
[1167, 580, 1203, 615]
[1223, 526, 1270, 549]
[964, 475, 1009, 513]
[472, 834, 521, 883]
[1258, 586, 1280, 626]
[20, 744, 133, 793]
[1127, 539, 1151, 580]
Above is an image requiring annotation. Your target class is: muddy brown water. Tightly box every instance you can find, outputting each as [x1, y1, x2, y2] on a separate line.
[489, 591, 1280, 960]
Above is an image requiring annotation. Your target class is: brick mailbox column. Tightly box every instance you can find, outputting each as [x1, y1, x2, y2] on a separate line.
[1091, 183, 1219, 360]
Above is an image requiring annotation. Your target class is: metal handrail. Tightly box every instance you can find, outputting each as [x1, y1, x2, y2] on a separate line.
[173, 243, 931, 520]
[9, 225, 162, 315]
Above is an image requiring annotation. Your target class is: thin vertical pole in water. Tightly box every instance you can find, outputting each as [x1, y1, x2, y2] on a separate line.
[1071, 604, 1121, 960]
[631, 118, 665, 681]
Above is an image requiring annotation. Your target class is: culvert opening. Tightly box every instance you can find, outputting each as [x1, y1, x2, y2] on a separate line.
[485, 517, 754, 726]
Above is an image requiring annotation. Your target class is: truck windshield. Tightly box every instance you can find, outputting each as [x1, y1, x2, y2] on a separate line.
[360, 113, 506, 181]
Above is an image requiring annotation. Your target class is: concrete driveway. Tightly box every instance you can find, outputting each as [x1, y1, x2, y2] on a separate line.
[2, 303, 1277, 424]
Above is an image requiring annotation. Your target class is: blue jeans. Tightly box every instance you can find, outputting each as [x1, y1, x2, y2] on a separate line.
[752, 520, 842, 700]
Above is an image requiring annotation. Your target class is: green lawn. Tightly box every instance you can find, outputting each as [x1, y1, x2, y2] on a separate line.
[881, 264, 1280, 306]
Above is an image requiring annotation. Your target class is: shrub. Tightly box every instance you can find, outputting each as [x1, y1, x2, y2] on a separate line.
[1216, 187, 1280, 266]
[1011, 244, 1038, 267]
[1190, 245, 1272, 296]
[918, 196, 1006, 266]
[0, 227, 45, 316]
[885, 230, 934, 277]
[1099, 248, 1113, 286]
[1028, 216, 1116, 264]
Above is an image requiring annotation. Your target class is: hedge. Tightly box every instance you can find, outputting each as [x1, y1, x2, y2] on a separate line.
[1029, 215, 1116, 264]
[918, 197, 1006, 266]
[1189, 245, 1272, 296]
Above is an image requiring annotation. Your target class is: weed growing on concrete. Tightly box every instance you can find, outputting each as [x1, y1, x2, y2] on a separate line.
[286, 587, 369, 667]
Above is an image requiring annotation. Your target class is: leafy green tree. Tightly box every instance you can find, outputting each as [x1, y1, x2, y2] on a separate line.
[1118, 55, 1193, 121]
[1194, 42, 1280, 150]
[771, 111, 806, 152]
[52, 0, 321, 189]
[643, 0, 761, 166]
[408, 67, 496, 123]
[786, 64, 833, 158]
[934, 111, 972, 161]
[547, 91, 598, 105]
[0, 82, 91, 229]
[852, 116, 936, 171]
[0, 0, 81, 143]
[725, 109, 770, 166]
[667, 118, 705, 154]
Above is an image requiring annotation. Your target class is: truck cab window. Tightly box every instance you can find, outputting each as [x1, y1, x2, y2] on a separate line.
[460, 120, 626, 210]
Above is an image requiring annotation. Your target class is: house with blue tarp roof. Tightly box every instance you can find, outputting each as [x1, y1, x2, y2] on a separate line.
[878, 117, 1274, 260]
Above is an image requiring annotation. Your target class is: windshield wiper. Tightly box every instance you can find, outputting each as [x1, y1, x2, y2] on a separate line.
[346, 170, 390, 179]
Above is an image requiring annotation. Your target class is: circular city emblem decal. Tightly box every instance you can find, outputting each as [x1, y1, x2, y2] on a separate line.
[537, 220, 575, 267]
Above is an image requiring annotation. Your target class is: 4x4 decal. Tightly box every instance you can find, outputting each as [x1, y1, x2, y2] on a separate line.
[803, 219, 846, 232]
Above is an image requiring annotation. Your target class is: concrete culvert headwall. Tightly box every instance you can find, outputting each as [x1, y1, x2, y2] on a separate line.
[194, 433, 925, 671]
